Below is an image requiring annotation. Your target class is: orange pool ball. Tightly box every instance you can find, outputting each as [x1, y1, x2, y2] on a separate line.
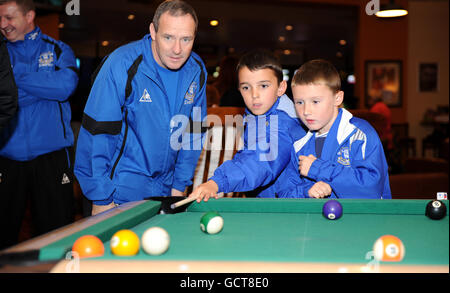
[72, 235, 105, 259]
[373, 235, 405, 262]
[110, 229, 140, 256]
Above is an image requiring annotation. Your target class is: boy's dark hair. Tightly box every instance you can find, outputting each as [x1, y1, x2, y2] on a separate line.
[152, 0, 198, 33]
[0, 0, 35, 13]
[237, 49, 283, 84]
[292, 59, 341, 93]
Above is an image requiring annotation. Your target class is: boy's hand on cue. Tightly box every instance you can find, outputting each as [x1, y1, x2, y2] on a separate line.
[188, 180, 219, 203]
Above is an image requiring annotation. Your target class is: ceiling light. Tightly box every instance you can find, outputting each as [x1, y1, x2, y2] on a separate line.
[285, 25, 293, 31]
[102, 41, 109, 47]
[376, 0, 408, 18]
[210, 20, 219, 27]
[128, 14, 135, 20]
[339, 39, 347, 46]
[278, 36, 286, 42]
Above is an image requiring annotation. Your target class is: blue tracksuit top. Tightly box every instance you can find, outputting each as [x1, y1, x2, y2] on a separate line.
[74, 35, 207, 205]
[0, 27, 78, 161]
[210, 95, 306, 197]
[283, 108, 392, 199]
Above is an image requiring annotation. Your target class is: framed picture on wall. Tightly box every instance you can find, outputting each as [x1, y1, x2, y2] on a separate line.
[365, 60, 402, 108]
[419, 63, 438, 92]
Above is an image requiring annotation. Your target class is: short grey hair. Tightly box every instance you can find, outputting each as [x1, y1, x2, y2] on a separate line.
[152, 0, 198, 33]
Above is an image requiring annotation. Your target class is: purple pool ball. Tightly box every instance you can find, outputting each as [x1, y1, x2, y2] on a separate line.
[322, 200, 343, 220]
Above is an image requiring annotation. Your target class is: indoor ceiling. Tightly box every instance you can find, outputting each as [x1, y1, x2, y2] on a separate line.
[31, 0, 360, 117]
[51, 0, 357, 69]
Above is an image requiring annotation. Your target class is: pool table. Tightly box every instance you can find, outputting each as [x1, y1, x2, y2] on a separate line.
[0, 198, 448, 273]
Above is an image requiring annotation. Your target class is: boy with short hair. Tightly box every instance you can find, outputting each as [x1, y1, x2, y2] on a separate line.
[288, 59, 391, 199]
[189, 49, 306, 201]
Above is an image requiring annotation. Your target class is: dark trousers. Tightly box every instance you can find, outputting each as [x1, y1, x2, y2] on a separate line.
[0, 148, 75, 250]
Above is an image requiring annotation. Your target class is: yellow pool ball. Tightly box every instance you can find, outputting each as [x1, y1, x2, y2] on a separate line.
[110, 229, 140, 256]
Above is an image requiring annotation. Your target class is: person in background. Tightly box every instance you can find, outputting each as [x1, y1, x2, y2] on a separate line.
[0, 36, 17, 133]
[369, 96, 393, 150]
[0, 0, 79, 249]
[213, 55, 245, 108]
[206, 82, 220, 107]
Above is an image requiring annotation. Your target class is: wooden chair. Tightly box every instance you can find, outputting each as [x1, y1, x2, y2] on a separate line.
[349, 109, 386, 138]
[189, 107, 246, 197]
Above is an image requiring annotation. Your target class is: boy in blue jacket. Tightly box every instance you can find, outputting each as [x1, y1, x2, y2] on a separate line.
[189, 49, 306, 202]
[287, 59, 391, 199]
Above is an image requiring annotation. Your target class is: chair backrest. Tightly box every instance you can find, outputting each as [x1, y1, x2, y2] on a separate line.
[190, 107, 246, 197]
[349, 109, 386, 138]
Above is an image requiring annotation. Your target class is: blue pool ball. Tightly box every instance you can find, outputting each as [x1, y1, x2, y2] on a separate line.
[323, 200, 343, 220]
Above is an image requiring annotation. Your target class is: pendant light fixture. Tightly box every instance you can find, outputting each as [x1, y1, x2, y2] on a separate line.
[375, 0, 408, 18]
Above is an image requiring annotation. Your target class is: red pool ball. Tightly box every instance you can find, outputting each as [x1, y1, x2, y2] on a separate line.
[72, 235, 105, 259]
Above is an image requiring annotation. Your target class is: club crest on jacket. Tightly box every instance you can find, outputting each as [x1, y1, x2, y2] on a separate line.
[337, 146, 350, 166]
[184, 81, 197, 104]
[39, 51, 54, 68]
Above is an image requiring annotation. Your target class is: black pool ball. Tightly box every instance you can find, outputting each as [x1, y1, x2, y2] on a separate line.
[425, 200, 447, 220]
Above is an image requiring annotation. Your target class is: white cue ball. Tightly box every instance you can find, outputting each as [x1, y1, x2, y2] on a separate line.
[141, 227, 170, 255]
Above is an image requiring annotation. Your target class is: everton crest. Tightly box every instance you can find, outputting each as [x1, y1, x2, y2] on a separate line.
[39, 51, 54, 68]
[184, 81, 197, 105]
[337, 146, 350, 166]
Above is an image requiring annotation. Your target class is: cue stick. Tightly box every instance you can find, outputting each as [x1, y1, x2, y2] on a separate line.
[170, 196, 197, 209]
[170, 192, 224, 209]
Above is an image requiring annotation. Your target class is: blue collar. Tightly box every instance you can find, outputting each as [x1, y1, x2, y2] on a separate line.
[8, 26, 40, 47]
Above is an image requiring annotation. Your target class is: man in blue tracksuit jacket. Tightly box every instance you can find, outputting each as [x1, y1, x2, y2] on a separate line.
[74, 0, 207, 215]
[0, 0, 78, 249]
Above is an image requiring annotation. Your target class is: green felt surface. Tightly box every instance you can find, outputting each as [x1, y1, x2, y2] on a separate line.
[39, 198, 449, 265]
